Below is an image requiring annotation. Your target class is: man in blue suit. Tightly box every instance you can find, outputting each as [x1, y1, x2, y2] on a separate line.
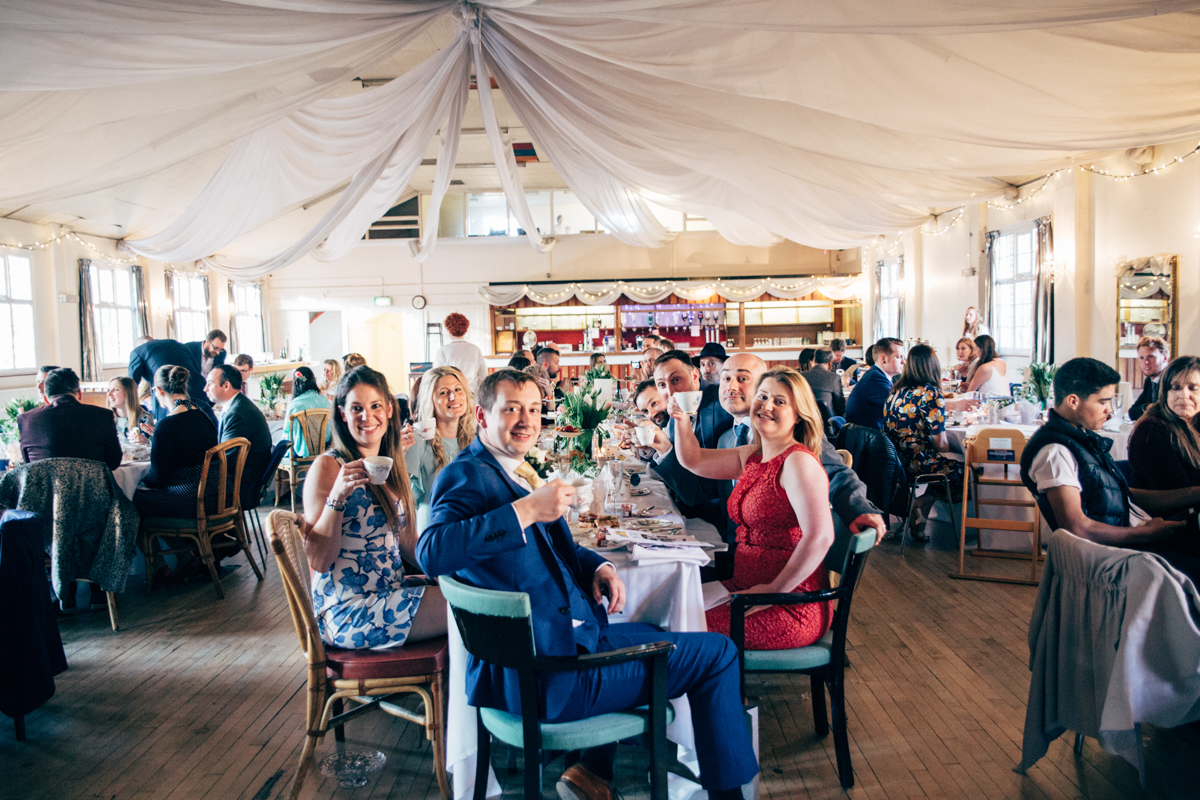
[184, 329, 227, 379]
[844, 336, 905, 429]
[418, 369, 757, 800]
[128, 336, 214, 422]
[639, 350, 732, 523]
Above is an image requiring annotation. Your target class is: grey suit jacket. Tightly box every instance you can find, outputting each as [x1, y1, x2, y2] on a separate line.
[803, 367, 846, 418]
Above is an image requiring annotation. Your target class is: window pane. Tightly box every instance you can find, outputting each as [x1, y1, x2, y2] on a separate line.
[466, 193, 510, 237]
[552, 190, 594, 234]
[8, 256, 31, 301]
[114, 269, 131, 306]
[0, 305, 14, 371]
[99, 269, 114, 304]
[12, 304, 33, 370]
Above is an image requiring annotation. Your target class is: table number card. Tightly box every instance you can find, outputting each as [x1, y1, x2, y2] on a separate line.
[987, 437, 1015, 461]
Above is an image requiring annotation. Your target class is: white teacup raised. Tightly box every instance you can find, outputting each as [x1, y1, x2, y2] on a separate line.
[675, 391, 703, 414]
[413, 418, 437, 441]
[363, 455, 394, 484]
[635, 424, 657, 445]
[569, 477, 594, 510]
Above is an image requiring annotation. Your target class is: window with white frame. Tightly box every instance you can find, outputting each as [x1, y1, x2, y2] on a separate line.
[90, 263, 140, 367]
[876, 257, 903, 340]
[990, 223, 1037, 357]
[171, 272, 210, 343]
[232, 282, 265, 356]
[0, 254, 36, 373]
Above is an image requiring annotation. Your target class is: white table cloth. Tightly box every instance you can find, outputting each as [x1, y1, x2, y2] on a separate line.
[443, 473, 718, 800]
[112, 460, 152, 501]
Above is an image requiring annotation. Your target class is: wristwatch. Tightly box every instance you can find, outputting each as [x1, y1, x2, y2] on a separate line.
[326, 497, 347, 511]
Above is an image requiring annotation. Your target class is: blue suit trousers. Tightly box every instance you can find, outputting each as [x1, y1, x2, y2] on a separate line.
[547, 623, 758, 792]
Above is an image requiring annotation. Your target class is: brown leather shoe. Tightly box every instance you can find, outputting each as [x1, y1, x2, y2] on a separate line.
[556, 763, 617, 800]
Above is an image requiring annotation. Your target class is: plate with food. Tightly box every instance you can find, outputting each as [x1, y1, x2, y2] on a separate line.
[556, 424, 582, 438]
[631, 507, 669, 517]
[622, 518, 681, 530]
[631, 487, 651, 496]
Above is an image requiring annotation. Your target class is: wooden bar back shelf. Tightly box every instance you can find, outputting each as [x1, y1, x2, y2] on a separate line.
[950, 427, 1042, 586]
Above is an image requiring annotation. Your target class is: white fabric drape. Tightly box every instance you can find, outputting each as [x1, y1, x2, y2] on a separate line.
[10, 2, 1200, 264]
[477, 276, 865, 306]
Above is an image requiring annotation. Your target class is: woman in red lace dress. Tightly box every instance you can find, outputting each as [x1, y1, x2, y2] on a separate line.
[671, 367, 836, 650]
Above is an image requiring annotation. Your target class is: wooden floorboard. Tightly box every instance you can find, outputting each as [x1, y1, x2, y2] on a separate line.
[3, 512, 1196, 799]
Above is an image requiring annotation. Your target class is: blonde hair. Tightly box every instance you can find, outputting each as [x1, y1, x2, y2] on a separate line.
[963, 306, 984, 337]
[416, 366, 477, 474]
[322, 359, 342, 391]
[752, 367, 824, 455]
[107, 376, 142, 424]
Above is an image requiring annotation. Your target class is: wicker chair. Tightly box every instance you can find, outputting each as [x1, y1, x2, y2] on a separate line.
[138, 437, 263, 599]
[268, 510, 450, 800]
[275, 408, 330, 512]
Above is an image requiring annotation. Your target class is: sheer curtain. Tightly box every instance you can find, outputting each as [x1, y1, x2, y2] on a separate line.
[132, 264, 150, 338]
[982, 230, 999, 333]
[77, 259, 101, 381]
[1033, 217, 1055, 363]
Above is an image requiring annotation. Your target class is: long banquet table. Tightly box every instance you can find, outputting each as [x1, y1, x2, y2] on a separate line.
[443, 467, 735, 800]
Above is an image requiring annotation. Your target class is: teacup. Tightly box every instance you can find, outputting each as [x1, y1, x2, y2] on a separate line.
[363, 455, 393, 484]
[635, 424, 657, 445]
[569, 477, 594, 510]
[675, 391, 703, 414]
[413, 418, 437, 441]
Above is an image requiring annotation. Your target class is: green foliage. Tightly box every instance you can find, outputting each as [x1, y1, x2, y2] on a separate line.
[583, 365, 611, 382]
[1, 397, 38, 444]
[259, 372, 284, 404]
[1021, 362, 1058, 405]
[559, 385, 610, 431]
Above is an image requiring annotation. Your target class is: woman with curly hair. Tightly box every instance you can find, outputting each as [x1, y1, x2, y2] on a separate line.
[432, 311, 486, 393]
[405, 365, 477, 532]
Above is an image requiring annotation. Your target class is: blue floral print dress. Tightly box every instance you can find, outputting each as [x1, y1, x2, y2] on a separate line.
[311, 476, 425, 650]
[883, 385, 963, 481]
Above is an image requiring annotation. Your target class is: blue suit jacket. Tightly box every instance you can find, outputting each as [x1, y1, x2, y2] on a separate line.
[128, 339, 214, 422]
[843, 365, 892, 430]
[652, 384, 732, 513]
[417, 437, 611, 720]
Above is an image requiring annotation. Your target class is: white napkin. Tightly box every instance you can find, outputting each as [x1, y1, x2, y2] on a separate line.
[629, 544, 711, 566]
[702, 581, 731, 610]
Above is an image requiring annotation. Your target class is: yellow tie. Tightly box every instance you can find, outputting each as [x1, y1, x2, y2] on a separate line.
[514, 461, 545, 490]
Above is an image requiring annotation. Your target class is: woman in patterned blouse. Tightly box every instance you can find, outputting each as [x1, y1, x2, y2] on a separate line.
[883, 345, 963, 538]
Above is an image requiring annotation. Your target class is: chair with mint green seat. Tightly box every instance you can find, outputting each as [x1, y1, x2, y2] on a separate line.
[439, 575, 676, 800]
[729, 521, 877, 789]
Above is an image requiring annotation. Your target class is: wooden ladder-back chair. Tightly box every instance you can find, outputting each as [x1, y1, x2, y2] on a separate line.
[950, 427, 1042, 585]
[138, 437, 263, 598]
[276, 408, 330, 512]
[268, 511, 450, 800]
[729, 522, 877, 789]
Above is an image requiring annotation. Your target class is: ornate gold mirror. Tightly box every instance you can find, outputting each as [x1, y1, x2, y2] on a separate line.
[1116, 254, 1177, 385]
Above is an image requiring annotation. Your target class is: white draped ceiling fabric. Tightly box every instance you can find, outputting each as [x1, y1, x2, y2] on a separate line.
[477, 276, 867, 306]
[6, 2, 1200, 277]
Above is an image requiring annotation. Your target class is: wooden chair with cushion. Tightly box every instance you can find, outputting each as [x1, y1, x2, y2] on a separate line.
[275, 408, 329, 512]
[440, 575, 677, 800]
[269, 510, 450, 800]
[729, 521, 877, 789]
[951, 427, 1041, 585]
[138, 437, 263, 599]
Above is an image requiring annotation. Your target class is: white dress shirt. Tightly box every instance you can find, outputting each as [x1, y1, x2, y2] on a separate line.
[432, 337, 488, 394]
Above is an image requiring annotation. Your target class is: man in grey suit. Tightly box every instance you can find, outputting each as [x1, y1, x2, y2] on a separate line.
[803, 347, 846, 420]
[205, 364, 271, 506]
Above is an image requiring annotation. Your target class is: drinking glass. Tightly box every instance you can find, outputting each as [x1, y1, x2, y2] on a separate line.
[1112, 393, 1125, 422]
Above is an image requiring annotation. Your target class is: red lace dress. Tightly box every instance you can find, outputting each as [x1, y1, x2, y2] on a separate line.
[705, 443, 833, 650]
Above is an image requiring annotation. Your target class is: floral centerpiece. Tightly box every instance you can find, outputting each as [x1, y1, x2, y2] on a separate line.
[1020, 362, 1057, 409]
[259, 372, 284, 406]
[523, 445, 553, 481]
[558, 384, 611, 456]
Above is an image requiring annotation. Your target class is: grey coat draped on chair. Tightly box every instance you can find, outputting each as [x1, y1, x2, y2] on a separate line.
[1018, 529, 1200, 782]
[0, 458, 140, 595]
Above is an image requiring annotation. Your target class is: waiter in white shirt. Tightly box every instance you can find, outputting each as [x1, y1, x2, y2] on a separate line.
[432, 312, 487, 395]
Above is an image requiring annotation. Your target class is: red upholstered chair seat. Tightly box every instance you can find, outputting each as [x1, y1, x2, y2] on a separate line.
[325, 636, 448, 681]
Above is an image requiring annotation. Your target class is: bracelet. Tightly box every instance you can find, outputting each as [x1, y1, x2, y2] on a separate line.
[326, 497, 346, 511]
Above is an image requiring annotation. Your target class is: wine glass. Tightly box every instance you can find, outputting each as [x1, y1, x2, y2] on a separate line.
[1112, 392, 1125, 423]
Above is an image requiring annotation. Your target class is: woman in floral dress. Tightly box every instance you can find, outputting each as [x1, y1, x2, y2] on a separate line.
[883, 344, 963, 538]
[302, 366, 446, 650]
[670, 367, 836, 650]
